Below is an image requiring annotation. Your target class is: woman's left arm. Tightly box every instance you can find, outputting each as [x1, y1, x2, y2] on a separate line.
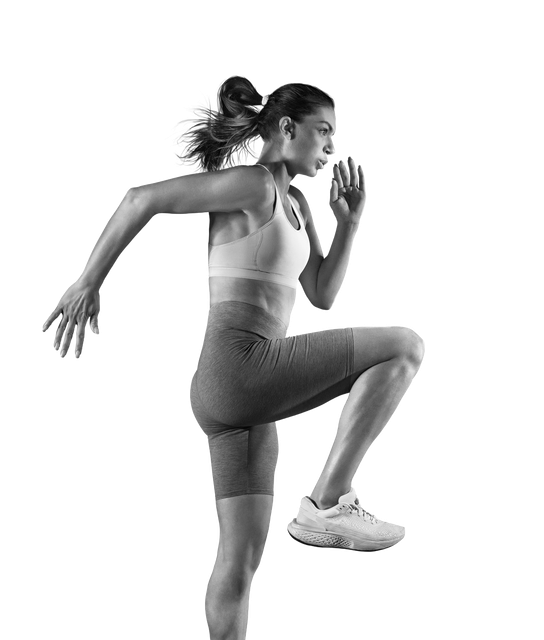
[293, 157, 365, 310]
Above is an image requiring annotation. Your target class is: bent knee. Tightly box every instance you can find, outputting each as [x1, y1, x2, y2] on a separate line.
[392, 327, 425, 370]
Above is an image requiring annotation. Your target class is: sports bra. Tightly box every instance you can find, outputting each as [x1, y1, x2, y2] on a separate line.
[208, 165, 311, 289]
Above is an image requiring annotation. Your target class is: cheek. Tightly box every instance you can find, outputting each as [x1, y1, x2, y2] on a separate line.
[302, 137, 318, 153]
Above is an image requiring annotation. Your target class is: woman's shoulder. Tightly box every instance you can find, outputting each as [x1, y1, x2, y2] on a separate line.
[219, 163, 274, 184]
[217, 164, 276, 202]
[201, 164, 275, 214]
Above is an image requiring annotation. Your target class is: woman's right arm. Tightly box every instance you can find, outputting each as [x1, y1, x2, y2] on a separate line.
[135, 164, 273, 215]
[43, 166, 273, 358]
[71, 166, 272, 289]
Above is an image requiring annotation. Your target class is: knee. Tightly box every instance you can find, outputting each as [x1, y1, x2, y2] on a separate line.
[241, 538, 267, 575]
[221, 563, 255, 597]
[217, 548, 264, 596]
[392, 327, 425, 371]
[219, 535, 267, 578]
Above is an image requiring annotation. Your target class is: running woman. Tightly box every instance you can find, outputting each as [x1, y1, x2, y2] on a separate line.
[43, 76, 424, 639]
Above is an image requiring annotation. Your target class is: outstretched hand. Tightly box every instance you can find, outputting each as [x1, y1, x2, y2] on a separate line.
[42, 281, 100, 358]
[329, 157, 366, 225]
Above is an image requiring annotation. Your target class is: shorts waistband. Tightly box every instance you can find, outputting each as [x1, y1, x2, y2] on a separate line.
[208, 300, 288, 338]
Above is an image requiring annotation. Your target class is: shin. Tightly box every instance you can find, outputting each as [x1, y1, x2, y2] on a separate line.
[311, 327, 424, 508]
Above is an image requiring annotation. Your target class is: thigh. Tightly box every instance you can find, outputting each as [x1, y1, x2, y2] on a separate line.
[196, 321, 419, 429]
[208, 422, 279, 500]
[197, 324, 356, 427]
[270, 326, 419, 419]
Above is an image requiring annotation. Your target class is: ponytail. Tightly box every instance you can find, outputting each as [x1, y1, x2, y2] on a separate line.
[178, 76, 335, 172]
[179, 76, 264, 172]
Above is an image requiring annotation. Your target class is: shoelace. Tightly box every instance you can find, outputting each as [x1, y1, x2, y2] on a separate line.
[344, 502, 378, 524]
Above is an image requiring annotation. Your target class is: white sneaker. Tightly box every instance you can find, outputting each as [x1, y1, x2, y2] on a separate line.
[287, 487, 405, 551]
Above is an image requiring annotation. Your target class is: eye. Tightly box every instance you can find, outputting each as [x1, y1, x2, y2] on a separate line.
[320, 128, 329, 135]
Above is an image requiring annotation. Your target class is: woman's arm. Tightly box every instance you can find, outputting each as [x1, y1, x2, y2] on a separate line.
[136, 165, 273, 215]
[43, 165, 273, 357]
[316, 217, 360, 309]
[81, 165, 273, 288]
[318, 158, 366, 308]
[78, 188, 153, 289]
[296, 193, 359, 310]
[293, 158, 365, 310]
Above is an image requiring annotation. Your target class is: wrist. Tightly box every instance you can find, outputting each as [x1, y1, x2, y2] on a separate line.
[337, 219, 360, 232]
[77, 273, 102, 290]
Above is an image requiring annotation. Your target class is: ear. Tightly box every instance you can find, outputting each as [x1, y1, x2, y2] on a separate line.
[279, 116, 295, 139]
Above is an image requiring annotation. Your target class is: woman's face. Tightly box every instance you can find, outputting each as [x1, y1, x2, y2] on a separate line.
[286, 106, 336, 177]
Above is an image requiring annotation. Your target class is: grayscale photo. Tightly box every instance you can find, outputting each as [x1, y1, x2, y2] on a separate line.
[40, 73, 432, 640]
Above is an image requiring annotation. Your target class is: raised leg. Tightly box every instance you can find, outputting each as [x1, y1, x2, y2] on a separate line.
[206, 494, 273, 640]
[310, 327, 424, 509]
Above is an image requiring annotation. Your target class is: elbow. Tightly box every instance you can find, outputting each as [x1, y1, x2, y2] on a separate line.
[126, 187, 155, 221]
[318, 296, 338, 312]
[125, 187, 150, 204]
[311, 285, 334, 310]
[314, 297, 333, 311]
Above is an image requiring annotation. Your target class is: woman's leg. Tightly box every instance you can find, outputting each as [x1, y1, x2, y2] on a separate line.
[310, 326, 425, 508]
[205, 494, 273, 640]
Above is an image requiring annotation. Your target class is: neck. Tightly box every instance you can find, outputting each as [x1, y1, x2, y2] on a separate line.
[257, 147, 295, 197]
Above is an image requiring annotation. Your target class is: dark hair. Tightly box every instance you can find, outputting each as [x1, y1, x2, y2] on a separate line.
[178, 76, 335, 172]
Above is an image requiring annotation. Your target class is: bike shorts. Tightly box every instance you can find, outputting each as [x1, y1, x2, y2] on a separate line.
[190, 300, 357, 500]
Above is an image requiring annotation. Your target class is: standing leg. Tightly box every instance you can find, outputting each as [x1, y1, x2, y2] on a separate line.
[310, 327, 424, 509]
[206, 494, 273, 640]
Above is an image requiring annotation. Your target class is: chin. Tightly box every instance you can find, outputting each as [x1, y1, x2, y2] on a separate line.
[304, 165, 319, 178]
[293, 160, 318, 177]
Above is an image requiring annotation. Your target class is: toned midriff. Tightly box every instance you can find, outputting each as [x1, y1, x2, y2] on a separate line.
[209, 276, 296, 328]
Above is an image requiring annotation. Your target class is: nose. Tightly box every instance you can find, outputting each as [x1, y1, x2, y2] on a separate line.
[325, 139, 335, 155]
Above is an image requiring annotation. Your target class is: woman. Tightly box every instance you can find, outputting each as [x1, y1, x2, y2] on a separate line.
[43, 76, 424, 639]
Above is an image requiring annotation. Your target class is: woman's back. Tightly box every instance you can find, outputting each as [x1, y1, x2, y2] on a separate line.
[136, 165, 307, 325]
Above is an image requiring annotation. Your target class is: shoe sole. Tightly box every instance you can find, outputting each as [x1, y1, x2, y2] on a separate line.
[287, 519, 404, 552]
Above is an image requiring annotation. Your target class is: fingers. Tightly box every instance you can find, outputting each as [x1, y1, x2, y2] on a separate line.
[74, 316, 87, 358]
[333, 164, 344, 189]
[330, 177, 339, 203]
[90, 314, 100, 335]
[54, 313, 69, 351]
[59, 318, 77, 358]
[40, 308, 60, 333]
[52, 313, 98, 357]
[46, 285, 101, 357]
[338, 160, 350, 188]
[358, 165, 365, 192]
[336, 159, 361, 189]
[347, 157, 358, 187]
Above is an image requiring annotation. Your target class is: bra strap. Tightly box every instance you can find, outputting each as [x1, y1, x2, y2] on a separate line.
[254, 163, 272, 174]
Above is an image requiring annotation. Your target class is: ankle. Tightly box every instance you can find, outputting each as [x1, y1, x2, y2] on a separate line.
[310, 481, 352, 510]
[315, 500, 335, 510]
[309, 492, 344, 510]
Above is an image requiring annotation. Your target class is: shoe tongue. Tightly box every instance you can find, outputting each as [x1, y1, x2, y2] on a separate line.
[337, 488, 358, 506]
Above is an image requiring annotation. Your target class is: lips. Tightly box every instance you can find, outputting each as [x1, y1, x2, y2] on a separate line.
[317, 159, 327, 169]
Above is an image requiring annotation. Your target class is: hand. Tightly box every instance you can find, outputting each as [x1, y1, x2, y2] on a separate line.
[42, 281, 100, 358]
[329, 157, 366, 225]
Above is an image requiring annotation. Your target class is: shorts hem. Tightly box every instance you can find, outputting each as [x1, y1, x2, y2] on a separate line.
[216, 489, 274, 501]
